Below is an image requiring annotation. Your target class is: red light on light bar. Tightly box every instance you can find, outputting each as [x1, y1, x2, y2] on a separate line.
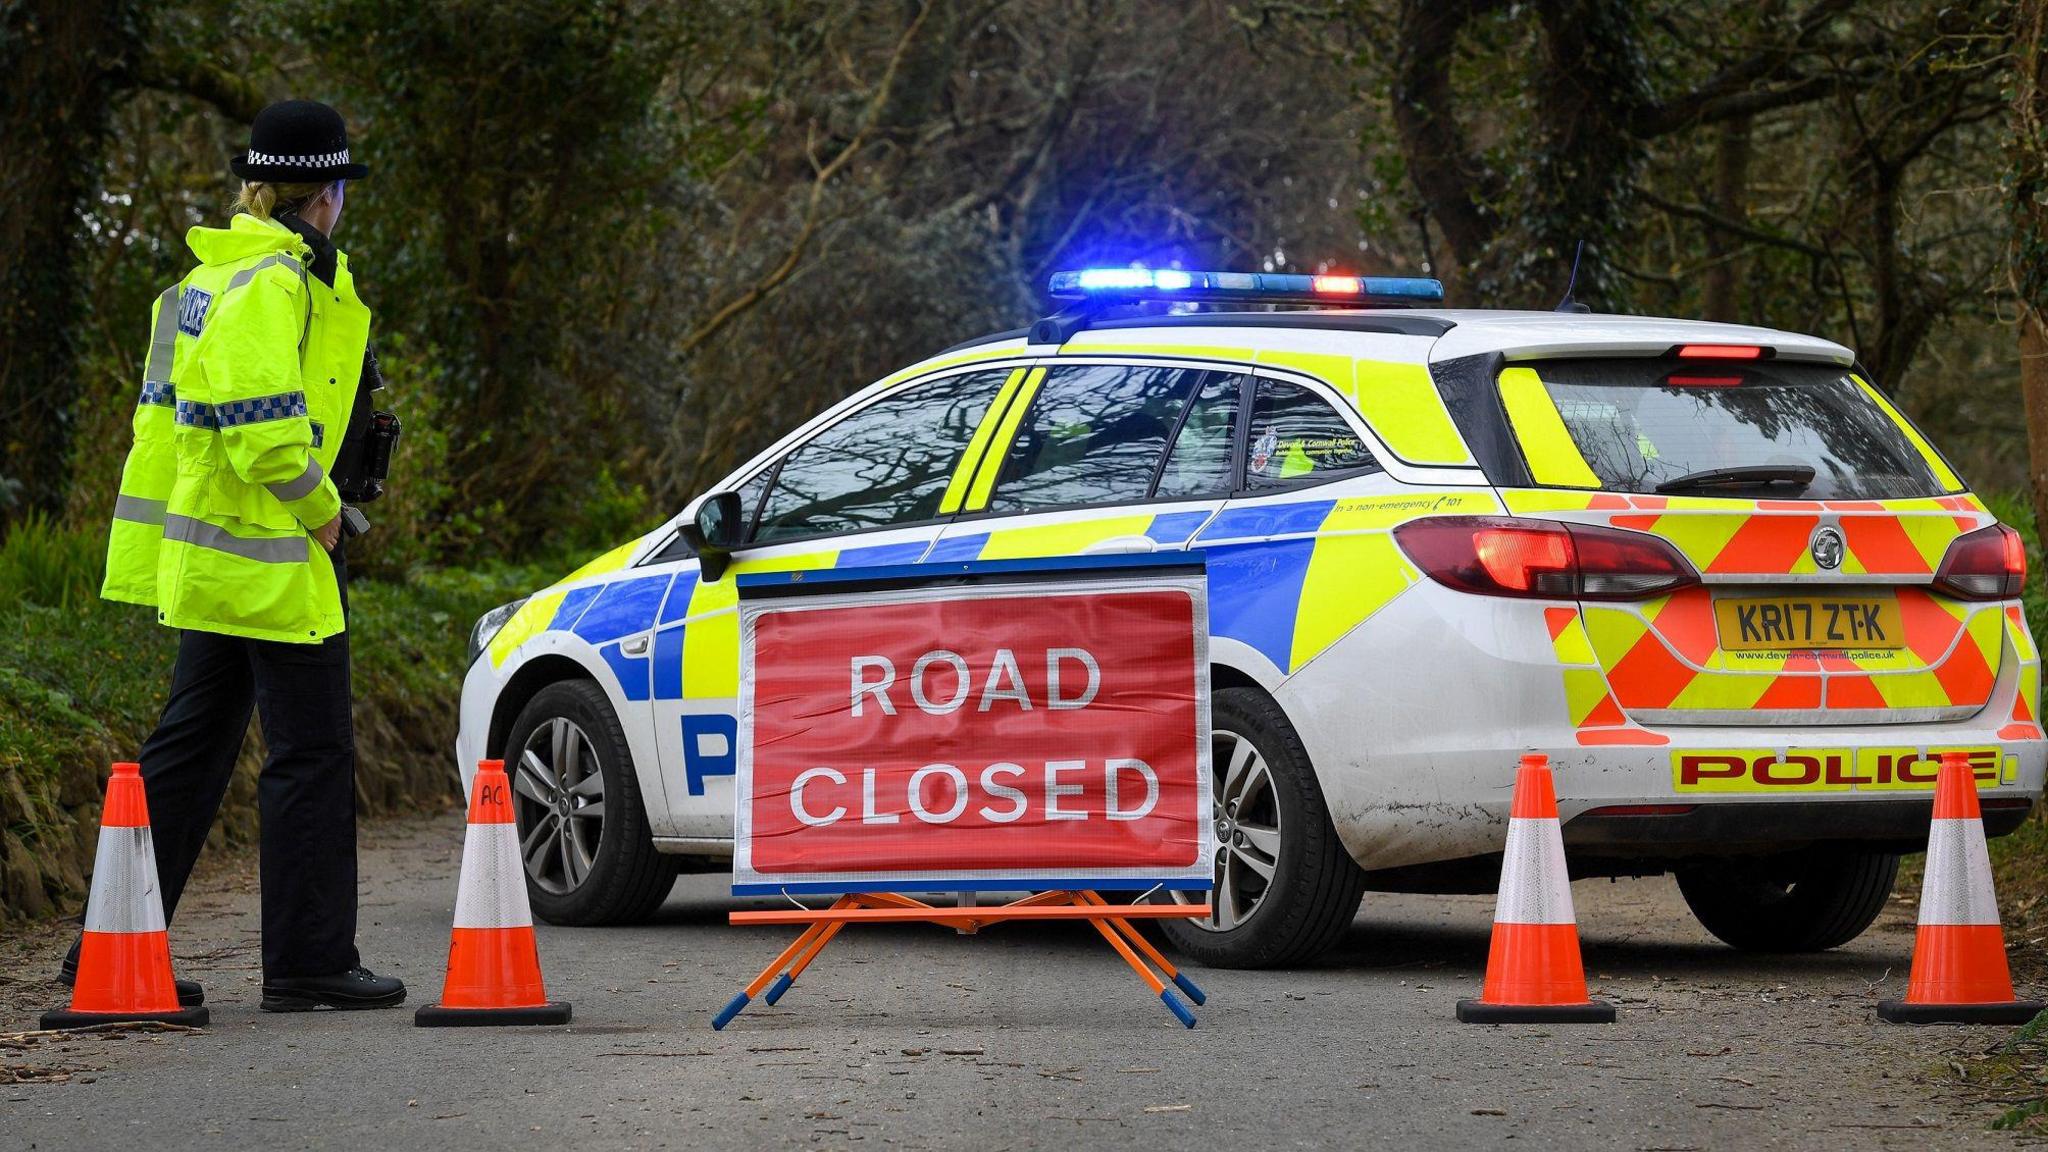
[1311, 275, 1362, 295]
[1675, 344, 1763, 360]
[1666, 374, 1742, 387]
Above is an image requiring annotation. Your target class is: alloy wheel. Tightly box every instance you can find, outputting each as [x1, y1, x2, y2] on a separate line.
[1172, 729, 1282, 931]
[512, 717, 606, 895]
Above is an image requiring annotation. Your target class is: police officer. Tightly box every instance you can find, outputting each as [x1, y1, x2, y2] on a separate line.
[75, 99, 404, 1011]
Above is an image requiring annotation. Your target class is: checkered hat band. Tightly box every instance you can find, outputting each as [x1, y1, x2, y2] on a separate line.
[175, 391, 309, 429]
[245, 149, 351, 169]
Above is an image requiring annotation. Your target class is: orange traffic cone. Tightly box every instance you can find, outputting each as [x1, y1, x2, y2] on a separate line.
[415, 760, 571, 1026]
[1878, 751, 2043, 1025]
[1457, 753, 1615, 1024]
[41, 763, 208, 1030]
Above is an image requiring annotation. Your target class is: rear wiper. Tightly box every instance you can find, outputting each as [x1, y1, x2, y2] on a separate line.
[1653, 464, 1815, 494]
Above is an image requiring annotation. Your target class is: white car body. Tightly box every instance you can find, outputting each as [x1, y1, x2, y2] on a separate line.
[458, 306, 2045, 931]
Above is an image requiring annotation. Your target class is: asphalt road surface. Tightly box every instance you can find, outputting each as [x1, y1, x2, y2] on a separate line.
[0, 811, 2033, 1150]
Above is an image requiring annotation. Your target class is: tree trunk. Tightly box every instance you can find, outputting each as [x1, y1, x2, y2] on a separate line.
[1389, 0, 1503, 298]
[2012, 0, 2048, 536]
[0, 0, 140, 518]
[2023, 309, 2048, 539]
[1702, 118, 1752, 323]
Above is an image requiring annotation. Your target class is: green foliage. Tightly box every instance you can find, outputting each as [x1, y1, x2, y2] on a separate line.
[0, 512, 105, 611]
[0, 518, 554, 918]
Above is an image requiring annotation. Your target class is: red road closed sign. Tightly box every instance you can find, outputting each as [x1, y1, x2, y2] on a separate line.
[733, 560, 1214, 895]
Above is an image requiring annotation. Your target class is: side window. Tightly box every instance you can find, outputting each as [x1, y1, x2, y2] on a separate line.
[1154, 375, 1244, 500]
[753, 369, 1010, 543]
[734, 466, 774, 538]
[986, 364, 1204, 513]
[1245, 379, 1379, 489]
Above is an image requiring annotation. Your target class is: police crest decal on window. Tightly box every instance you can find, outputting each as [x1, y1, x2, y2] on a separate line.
[177, 287, 213, 337]
[1249, 427, 1279, 474]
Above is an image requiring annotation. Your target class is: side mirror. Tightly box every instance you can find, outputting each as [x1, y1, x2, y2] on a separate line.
[681, 491, 744, 581]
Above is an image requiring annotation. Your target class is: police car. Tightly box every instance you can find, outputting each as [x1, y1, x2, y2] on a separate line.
[456, 269, 2044, 968]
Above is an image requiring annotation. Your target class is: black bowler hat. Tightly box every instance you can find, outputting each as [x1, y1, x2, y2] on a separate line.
[231, 99, 369, 182]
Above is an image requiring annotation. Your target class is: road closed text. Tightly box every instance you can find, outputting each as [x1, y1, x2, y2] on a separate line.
[738, 585, 1210, 882]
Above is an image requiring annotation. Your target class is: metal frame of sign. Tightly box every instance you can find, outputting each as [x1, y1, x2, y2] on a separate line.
[732, 553, 1215, 897]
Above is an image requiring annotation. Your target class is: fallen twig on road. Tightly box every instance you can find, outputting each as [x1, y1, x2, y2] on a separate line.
[0, 1021, 202, 1044]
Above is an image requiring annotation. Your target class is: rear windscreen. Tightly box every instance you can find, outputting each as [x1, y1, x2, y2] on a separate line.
[1498, 358, 1951, 499]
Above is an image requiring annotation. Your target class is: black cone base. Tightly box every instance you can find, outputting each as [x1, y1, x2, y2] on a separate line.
[414, 1001, 572, 1027]
[40, 1005, 210, 1031]
[1457, 998, 1616, 1024]
[1877, 999, 2045, 1026]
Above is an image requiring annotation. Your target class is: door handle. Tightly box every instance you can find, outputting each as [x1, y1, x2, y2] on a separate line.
[1080, 535, 1157, 555]
[621, 634, 651, 657]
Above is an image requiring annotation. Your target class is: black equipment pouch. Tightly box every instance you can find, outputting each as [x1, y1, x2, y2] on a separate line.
[332, 346, 400, 504]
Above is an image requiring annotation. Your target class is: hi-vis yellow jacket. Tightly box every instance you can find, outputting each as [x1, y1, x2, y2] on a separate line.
[102, 213, 371, 643]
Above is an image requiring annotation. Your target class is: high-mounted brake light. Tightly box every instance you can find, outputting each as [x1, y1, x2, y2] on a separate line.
[1392, 516, 1701, 601]
[1933, 524, 2026, 601]
[1672, 344, 1765, 360]
[1047, 268, 1445, 308]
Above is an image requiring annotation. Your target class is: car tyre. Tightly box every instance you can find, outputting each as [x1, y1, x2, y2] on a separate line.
[1675, 849, 1898, 952]
[1159, 686, 1366, 968]
[505, 679, 679, 926]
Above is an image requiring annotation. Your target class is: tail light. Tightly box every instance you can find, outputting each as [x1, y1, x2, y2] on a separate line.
[1932, 524, 2025, 600]
[1393, 516, 1700, 601]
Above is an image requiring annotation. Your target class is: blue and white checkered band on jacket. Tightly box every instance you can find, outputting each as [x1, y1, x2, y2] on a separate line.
[175, 391, 310, 430]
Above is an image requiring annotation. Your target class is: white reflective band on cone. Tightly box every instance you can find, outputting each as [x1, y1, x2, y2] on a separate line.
[1493, 817, 1576, 925]
[82, 828, 169, 935]
[1916, 818, 2000, 926]
[451, 822, 536, 930]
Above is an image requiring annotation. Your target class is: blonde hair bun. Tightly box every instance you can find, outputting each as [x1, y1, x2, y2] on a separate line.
[233, 180, 336, 220]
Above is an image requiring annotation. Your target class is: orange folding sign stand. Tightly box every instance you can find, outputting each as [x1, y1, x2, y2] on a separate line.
[713, 890, 1212, 1030]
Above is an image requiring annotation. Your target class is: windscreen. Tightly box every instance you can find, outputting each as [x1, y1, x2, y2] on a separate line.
[1501, 358, 1950, 499]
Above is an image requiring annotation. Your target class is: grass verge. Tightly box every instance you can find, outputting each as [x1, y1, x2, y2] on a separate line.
[0, 517, 557, 920]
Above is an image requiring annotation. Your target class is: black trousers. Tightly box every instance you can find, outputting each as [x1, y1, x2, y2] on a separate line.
[132, 550, 361, 979]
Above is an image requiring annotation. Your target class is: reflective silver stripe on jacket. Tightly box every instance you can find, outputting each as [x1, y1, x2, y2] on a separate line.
[112, 495, 168, 526]
[221, 251, 314, 354]
[162, 514, 306, 564]
[137, 285, 180, 407]
[266, 457, 326, 504]
[224, 252, 305, 293]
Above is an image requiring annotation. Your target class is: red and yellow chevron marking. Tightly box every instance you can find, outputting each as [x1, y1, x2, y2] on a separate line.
[1500, 492, 1990, 577]
[1547, 606, 1668, 745]
[1575, 587, 2001, 717]
[2000, 606, 2042, 742]
[1506, 490, 2008, 719]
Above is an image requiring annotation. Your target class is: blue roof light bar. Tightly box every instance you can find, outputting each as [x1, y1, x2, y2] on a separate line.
[1047, 268, 1444, 308]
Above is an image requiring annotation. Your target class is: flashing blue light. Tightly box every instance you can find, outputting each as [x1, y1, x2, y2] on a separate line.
[1075, 268, 1154, 290]
[1048, 268, 1444, 307]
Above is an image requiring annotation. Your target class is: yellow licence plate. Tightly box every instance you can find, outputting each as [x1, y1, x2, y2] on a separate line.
[1714, 595, 1903, 651]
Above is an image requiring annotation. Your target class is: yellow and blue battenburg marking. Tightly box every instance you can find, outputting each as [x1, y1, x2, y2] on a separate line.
[492, 489, 1501, 795]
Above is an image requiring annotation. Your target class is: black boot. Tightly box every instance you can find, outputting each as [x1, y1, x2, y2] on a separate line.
[260, 966, 406, 1012]
[59, 936, 205, 1007]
